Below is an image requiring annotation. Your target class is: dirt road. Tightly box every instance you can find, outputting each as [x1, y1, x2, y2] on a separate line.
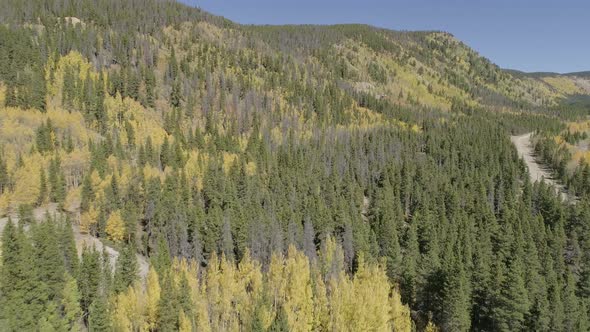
[0, 204, 149, 279]
[511, 132, 568, 200]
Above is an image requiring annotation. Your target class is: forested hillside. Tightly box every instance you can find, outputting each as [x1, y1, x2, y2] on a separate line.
[0, 0, 590, 331]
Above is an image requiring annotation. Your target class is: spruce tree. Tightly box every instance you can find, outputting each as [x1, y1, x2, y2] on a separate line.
[113, 243, 138, 293]
[38, 167, 47, 206]
[88, 295, 111, 332]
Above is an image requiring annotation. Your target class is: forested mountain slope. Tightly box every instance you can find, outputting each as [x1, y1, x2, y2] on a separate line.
[0, 0, 590, 331]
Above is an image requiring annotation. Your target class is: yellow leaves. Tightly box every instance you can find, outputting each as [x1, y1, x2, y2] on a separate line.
[0, 107, 93, 176]
[106, 210, 125, 242]
[110, 267, 160, 332]
[236, 250, 263, 327]
[9, 153, 44, 207]
[145, 267, 161, 331]
[351, 255, 392, 331]
[572, 150, 590, 165]
[311, 268, 329, 331]
[0, 107, 43, 155]
[64, 186, 81, 213]
[425, 320, 440, 332]
[0, 193, 10, 216]
[568, 120, 590, 133]
[104, 94, 168, 147]
[245, 161, 257, 176]
[542, 76, 584, 95]
[179, 311, 192, 332]
[46, 51, 97, 106]
[184, 150, 208, 190]
[390, 287, 412, 332]
[80, 205, 98, 234]
[195, 283, 213, 332]
[105, 245, 409, 332]
[222, 152, 238, 174]
[112, 283, 145, 332]
[283, 246, 314, 332]
[46, 108, 93, 143]
[553, 135, 565, 145]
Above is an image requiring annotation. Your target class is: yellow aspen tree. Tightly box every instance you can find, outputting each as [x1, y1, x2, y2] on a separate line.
[219, 254, 239, 331]
[106, 209, 125, 242]
[390, 286, 412, 332]
[424, 320, 439, 332]
[185, 260, 203, 329]
[351, 255, 391, 332]
[266, 252, 286, 315]
[311, 267, 330, 331]
[112, 284, 144, 332]
[179, 310, 192, 332]
[194, 283, 212, 332]
[283, 246, 314, 332]
[326, 271, 353, 331]
[237, 250, 263, 329]
[145, 266, 161, 331]
[80, 205, 98, 234]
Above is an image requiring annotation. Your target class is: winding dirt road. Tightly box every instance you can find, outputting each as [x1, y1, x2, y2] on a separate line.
[0, 204, 149, 279]
[511, 132, 568, 200]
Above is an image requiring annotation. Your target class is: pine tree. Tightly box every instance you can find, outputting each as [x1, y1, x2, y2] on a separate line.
[441, 262, 471, 331]
[171, 78, 182, 108]
[80, 172, 94, 212]
[221, 213, 235, 261]
[48, 154, 66, 204]
[88, 295, 111, 332]
[114, 243, 138, 293]
[158, 274, 180, 331]
[152, 236, 172, 276]
[0, 153, 8, 194]
[32, 220, 66, 302]
[37, 167, 48, 206]
[493, 255, 530, 331]
[61, 273, 82, 331]
[79, 246, 102, 318]
[96, 72, 106, 132]
[0, 219, 45, 330]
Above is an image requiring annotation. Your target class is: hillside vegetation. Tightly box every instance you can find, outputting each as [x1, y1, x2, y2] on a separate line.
[1, 0, 590, 331]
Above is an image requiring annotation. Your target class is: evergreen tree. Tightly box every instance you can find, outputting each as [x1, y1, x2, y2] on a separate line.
[37, 167, 47, 206]
[113, 243, 138, 293]
[88, 295, 111, 332]
[80, 172, 94, 212]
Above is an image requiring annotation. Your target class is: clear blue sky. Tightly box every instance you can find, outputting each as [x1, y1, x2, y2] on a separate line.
[180, 0, 589, 74]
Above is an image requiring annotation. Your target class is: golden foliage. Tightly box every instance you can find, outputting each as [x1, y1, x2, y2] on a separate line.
[542, 76, 584, 95]
[106, 244, 411, 332]
[283, 246, 314, 332]
[104, 94, 168, 147]
[9, 154, 45, 208]
[106, 209, 125, 242]
[46, 51, 97, 107]
[390, 286, 413, 332]
[64, 187, 81, 213]
[145, 267, 161, 330]
[112, 283, 146, 332]
[80, 205, 98, 234]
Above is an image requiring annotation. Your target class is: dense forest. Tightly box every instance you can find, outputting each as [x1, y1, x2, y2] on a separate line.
[1, 0, 590, 331]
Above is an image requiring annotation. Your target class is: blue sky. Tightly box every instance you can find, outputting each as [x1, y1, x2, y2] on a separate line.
[181, 0, 589, 74]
